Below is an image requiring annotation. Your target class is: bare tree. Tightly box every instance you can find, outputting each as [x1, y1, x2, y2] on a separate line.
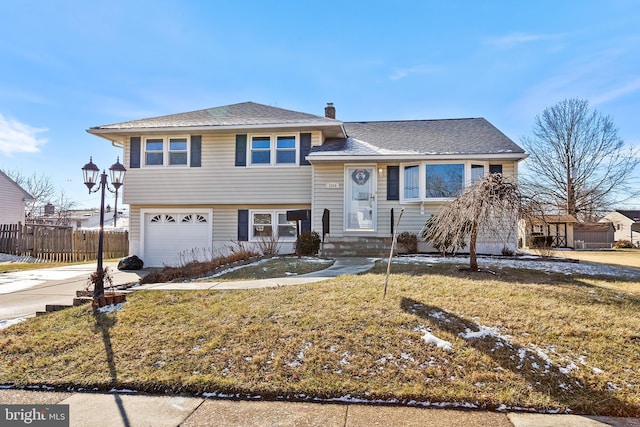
[421, 174, 527, 271]
[49, 190, 77, 226]
[521, 98, 639, 221]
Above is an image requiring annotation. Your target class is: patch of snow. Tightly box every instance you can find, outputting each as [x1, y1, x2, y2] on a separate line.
[459, 325, 506, 340]
[0, 317, 26, 330]
[0, 253, 38, 263]
[420, 331, 453, 352]
[592, 367, 604, 374]
[393, 254, 640, 279]
[96, 302, 125, 314]
[559, 362, 579, 375]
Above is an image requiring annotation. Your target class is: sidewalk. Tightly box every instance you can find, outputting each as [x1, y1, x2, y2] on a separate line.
[3, 389, 638, 427]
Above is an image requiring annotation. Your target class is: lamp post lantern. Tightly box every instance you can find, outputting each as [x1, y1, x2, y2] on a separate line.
[82, 157, 126, 300]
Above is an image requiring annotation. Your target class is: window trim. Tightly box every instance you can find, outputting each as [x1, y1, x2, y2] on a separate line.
[142, 136, 191, 167]
[249, 210, 297, 241]
[247, 133, 300, 167]
[399, 161, 491, 203]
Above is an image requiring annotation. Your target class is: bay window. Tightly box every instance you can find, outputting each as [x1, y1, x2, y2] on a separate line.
[400, 161, 495, 201]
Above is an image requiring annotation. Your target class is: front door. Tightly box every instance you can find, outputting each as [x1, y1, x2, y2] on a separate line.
[345, 166, 376, 232]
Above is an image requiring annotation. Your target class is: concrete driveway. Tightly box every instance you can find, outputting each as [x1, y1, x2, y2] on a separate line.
[0, 262, 146, 321]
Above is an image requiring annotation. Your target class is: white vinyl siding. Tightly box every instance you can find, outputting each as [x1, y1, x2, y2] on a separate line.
[0, 174, 28, 224]
[122, 133, 312, 206]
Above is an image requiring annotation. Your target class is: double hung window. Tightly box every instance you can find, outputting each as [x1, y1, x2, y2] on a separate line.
[144, 136, 190, 167]
[169, 138, 188, 165]
[249, 134, 298, 166]
[145, 139, 164, 165]
[250, 211, 297, 241]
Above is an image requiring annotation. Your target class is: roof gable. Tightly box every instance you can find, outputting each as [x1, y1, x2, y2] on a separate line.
[90, 101, 340, 131]
[0, 170, 33, 200]
[616, 210, 640, 222]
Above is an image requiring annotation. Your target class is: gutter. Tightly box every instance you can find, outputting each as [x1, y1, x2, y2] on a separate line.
[308, 153, 529, 162]
[87, 121, 346, 135]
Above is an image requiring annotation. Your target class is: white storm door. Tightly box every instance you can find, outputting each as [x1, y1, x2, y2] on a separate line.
[345, 166, 376, 232]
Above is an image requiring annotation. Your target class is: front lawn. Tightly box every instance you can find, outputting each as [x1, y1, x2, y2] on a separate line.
[0, 262, 638, 416]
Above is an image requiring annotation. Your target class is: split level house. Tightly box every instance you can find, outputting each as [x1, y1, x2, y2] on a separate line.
[88, 102, 528, 267]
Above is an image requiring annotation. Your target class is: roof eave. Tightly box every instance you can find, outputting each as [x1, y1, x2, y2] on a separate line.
[87, 121, 345, 135]
[308, 152, 529, 162]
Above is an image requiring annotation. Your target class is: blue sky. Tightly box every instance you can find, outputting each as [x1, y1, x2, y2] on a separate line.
[1, 0, 639, 209]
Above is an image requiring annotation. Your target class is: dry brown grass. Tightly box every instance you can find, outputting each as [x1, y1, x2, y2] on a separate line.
[548, 249, 640, 268]
[0, 262, 638, 416]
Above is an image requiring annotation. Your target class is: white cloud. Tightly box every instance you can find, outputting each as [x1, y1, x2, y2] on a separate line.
[591, 77, 640, 106]
[485, 32, 557, 48]
[390, 65, 440, 81]
[0, 114, 47, 155]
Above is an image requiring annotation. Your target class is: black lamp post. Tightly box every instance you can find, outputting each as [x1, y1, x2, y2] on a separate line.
[82, 157, 126, 299]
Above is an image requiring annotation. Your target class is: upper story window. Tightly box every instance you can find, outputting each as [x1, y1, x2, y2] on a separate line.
[249, 134, 298, 166]
[144, 136, 190, 167]
[169, 138, 188, 165]
[399, 161, 498, 202]
[145, 139, 164, 165]
[251, 137, 271, 164]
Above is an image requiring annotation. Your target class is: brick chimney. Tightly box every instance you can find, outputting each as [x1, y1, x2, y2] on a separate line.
[324, 102, 336, 119]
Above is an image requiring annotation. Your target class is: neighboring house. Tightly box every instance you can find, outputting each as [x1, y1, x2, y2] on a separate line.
[519, 214, 577, 249]
[66, 209, 127, 230]
[88, 102, 528, 267]
[0, 170, 33, 224]
[573, 222, 615, 249]
[599, 210, 640, 247]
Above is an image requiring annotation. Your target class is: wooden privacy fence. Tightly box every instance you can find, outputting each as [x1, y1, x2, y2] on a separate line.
[0, 223, 128, 262]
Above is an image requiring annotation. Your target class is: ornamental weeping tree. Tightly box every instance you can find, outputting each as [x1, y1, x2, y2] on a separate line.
[422, 173, 526, 271]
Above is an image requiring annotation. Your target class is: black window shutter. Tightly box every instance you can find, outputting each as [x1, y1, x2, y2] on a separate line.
[299, 133, 311, 166]
[489, 164, 503, 174]
[387, 166, 399, 200]
[190, 135, 201, 167]
[301, 209, 311, 232]
[238, 209, 249, 241]
[130, 137, 141, 168]
[235, 134, 247, 166]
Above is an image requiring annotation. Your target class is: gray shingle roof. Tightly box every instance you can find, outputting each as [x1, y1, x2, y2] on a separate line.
[341, 119, 524, 155]
[617, 210, 640, 222]
[90, 102, 339, 130]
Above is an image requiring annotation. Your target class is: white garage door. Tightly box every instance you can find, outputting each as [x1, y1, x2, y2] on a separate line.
[143, 212, 211, 267]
